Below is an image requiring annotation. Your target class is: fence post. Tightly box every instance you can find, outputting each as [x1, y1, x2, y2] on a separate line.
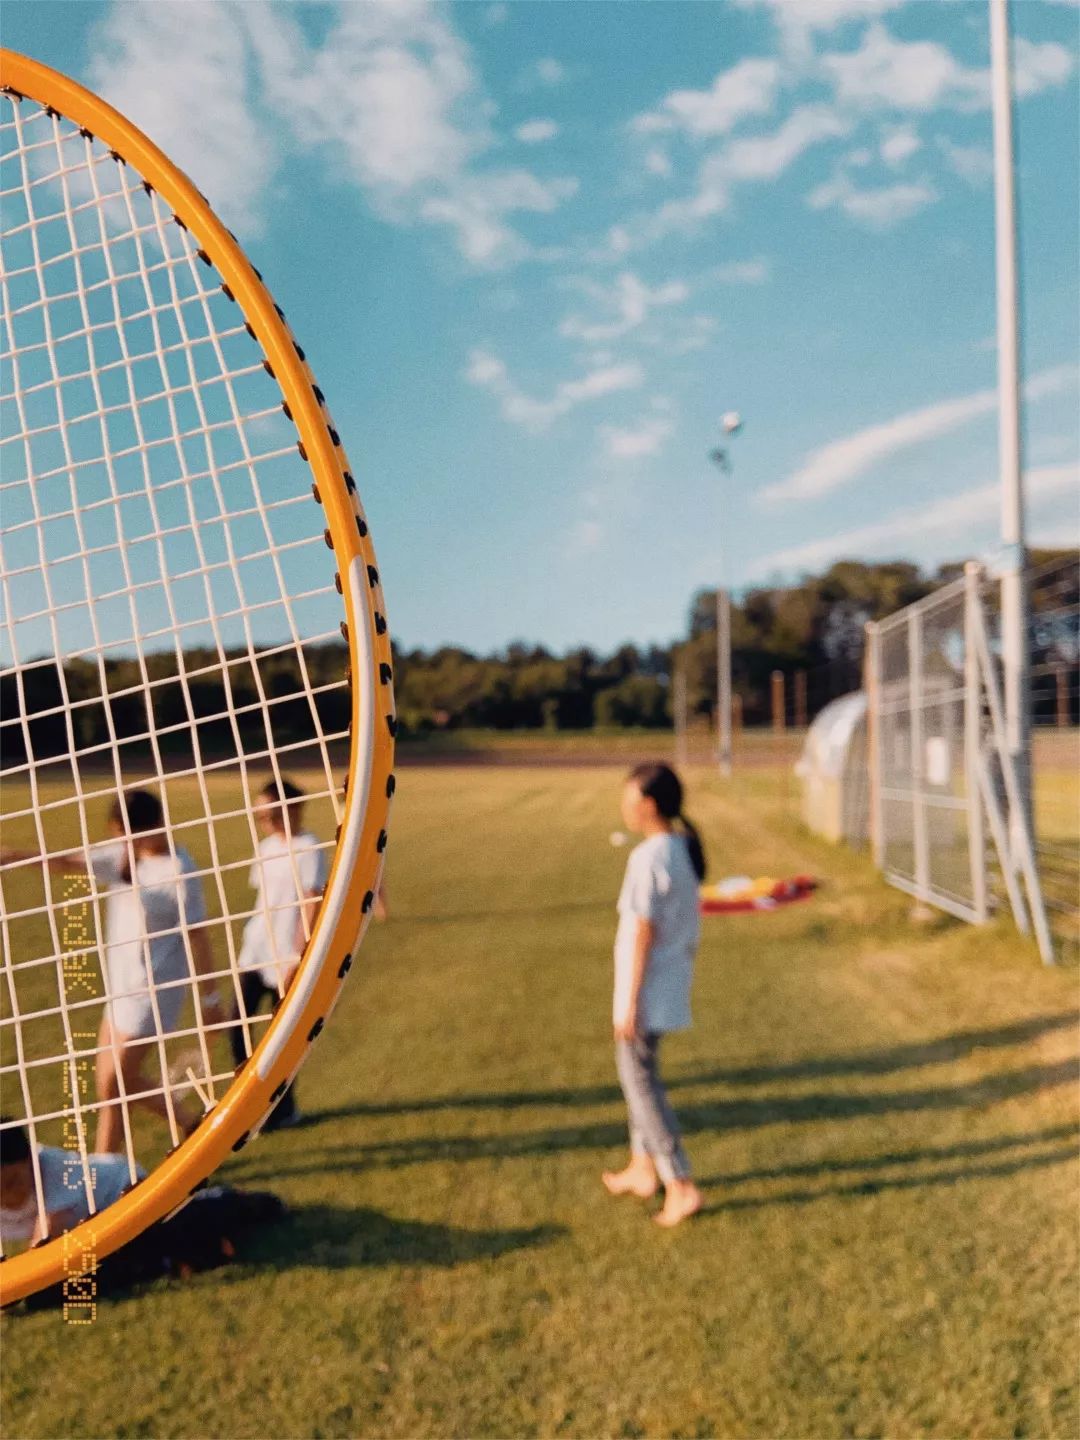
[771, 671, 786, 734]
[673, 664, 688, 769]
[794, 670, 808, 729]
[909, 609, 931, 908]
[732, 692, 743, 734]
[964, 563, 989, 923]
[865, 622, 884, 869]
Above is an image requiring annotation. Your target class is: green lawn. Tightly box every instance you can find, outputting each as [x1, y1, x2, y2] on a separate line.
[2, 764, 1078, 1439]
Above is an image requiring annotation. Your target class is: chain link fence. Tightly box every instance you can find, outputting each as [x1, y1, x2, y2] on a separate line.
[867, 555, 1078, 960]
[870, 576, 981, 921]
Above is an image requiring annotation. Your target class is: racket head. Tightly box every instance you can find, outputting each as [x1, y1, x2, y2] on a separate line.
[0, 48, 394, 1304]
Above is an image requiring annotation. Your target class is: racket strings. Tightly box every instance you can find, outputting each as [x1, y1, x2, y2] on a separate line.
[1, 90, 356, 1228]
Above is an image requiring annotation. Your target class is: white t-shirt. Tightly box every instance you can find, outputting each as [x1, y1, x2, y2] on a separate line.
[614, 832, 701, 1033]
[239, 831, 328, 987]
[0, 1146, 143, 1244]
[89, 842, 206, 1022]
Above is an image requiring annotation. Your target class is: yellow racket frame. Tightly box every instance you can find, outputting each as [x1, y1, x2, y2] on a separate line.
[0, 49, 395, 1306]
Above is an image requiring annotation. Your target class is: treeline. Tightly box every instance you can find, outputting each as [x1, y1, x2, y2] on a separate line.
[2, 644, 351, 766]
[4, 554, 1075, 764]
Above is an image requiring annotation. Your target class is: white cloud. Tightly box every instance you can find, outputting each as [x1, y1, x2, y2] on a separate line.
[247, 2, 482, 190]
[520, 57, 567, 88]
[644, 146, 673, 178]
[822, 24, 988, 111]
[735, 0, 903, 33]
[880, 125, 921, 166]
[560, 271, 689, 343]
[821, 23, 1073, 115]
[721, 103, 850, 180]
[1026, 365, 1080, 401]
[88, 1, 277, 234]
[633, 58, 782, 138]
[763, 364, 1079, 504]
[711, 258, 770, 284]
[1013, 37, 1075, 97]
[600, 415, 675, 460]
[937, 137, 993, 185]
[514, 118, 560, 144]
[661, 315, 720, 356]
[482, 3, 508, 27]
[465, 348, 644, 430]
[734, 0, 905, 63]
[752, 464, 1080, 575]
[808, 172, 937, 227]
[90, 0, 578, 267]
[632, 104, 850, 246]
[421, 171, 578, 264]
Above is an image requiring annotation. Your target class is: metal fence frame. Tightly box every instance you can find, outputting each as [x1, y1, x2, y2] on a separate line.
[867, 561, 1056, 964]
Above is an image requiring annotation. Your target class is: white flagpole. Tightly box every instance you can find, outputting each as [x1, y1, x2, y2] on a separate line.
[989, 0, 1032, 851]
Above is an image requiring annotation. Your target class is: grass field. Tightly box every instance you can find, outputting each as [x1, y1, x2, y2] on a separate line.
[2, 762, 1079, 1439]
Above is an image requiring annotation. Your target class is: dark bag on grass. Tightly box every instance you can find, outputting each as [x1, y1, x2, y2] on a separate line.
[23, 1186, 287, 1308]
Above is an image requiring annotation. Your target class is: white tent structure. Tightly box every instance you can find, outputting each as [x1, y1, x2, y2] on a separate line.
[795, 692, 869, 844]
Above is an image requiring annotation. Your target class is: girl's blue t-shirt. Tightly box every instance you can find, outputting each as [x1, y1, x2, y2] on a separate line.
[0, 1147, 142, 1244]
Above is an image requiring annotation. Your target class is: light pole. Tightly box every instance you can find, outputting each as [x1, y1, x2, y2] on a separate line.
[989, 0, 1033, 855]
[710, 411, 742, 777]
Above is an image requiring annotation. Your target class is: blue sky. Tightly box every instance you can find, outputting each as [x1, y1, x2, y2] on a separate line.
[6, 0, 1078, 653]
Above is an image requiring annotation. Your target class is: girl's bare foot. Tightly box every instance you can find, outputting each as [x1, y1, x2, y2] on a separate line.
[653, 1180, 702, 1227]
[602, 1159, 658, 1198]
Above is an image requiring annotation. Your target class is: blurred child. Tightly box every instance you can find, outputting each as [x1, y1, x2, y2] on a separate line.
[0, 1118, 143, 1247]
[1, 1117, 286, 1304]
[229, 777, 327, 1130]
[602, 762, 705, 1227]
[1, 788, 220, 1155]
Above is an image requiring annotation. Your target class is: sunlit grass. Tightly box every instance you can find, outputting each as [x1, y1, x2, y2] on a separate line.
[2, 764, 1077, 1439]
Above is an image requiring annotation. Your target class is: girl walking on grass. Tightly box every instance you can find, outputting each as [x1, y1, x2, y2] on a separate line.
[603, 762, 705, 1227]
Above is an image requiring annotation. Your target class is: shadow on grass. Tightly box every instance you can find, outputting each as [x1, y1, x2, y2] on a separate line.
[288, 1011, 1080, 1126]
[694, 1121, 1080, 1188]
[227, 1056, 1079, 1186]
[19, 1208, 565, 1313]
[699, 1145, 1077, 1215]
[243, 1205, 565, 1271]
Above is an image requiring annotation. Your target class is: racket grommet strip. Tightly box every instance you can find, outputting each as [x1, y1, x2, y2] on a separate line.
[307, 1019, 325, 1043]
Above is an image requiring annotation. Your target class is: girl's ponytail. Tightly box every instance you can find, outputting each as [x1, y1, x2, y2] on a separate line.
[678, 812, 707, 882]
[628, 762, 707, 881]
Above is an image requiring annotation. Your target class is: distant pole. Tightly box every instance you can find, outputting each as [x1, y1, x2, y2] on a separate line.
[990, 0, 1033, 851]
[771, 671, 786, 735]
[710, 412, 742, 778]
[1055, 666, 1068, 728]
[674, 662, 689, 768]
[716, 589, 732, 775]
